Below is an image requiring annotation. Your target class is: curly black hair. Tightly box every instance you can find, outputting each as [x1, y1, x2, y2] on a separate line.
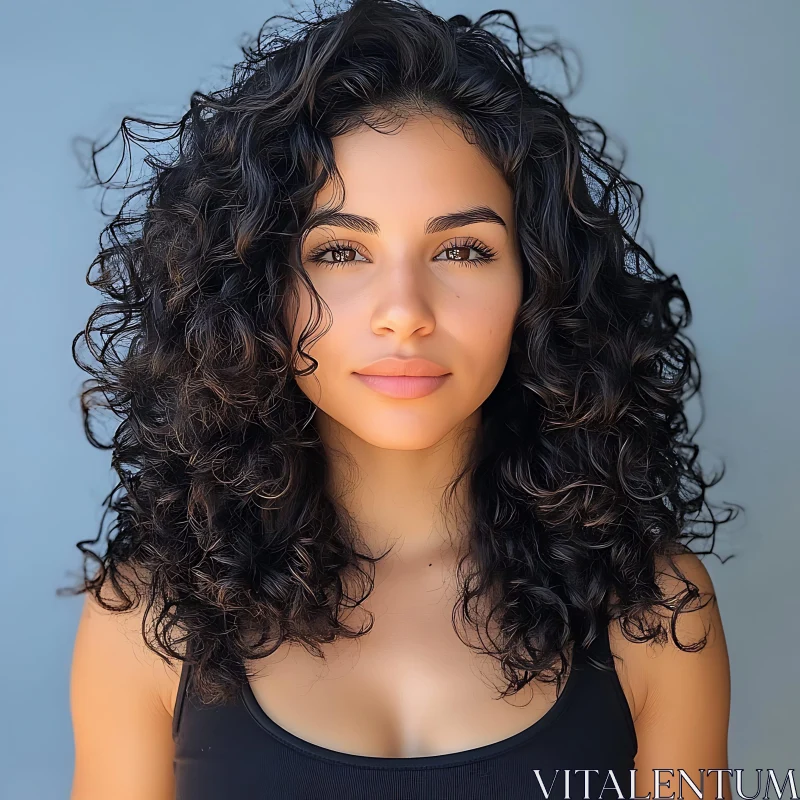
[60, 0, 741, 705]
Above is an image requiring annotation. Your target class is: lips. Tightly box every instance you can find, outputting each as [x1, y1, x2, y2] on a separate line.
[353, 356, 451, 399]
[353, 373, 450, 399]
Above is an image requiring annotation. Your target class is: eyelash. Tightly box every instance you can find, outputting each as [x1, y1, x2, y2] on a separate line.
[305, 236, 498, 269]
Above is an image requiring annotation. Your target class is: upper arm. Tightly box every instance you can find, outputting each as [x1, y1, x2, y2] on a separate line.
[69, 576, 180, 800]
[625, 552, 732, 800]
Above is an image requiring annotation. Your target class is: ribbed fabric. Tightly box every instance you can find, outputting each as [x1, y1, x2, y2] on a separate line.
[173, 624, 638, 799]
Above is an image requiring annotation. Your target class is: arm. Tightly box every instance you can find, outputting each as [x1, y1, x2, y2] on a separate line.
[69, 574, 179, 800]
[624, 552, 732, 800]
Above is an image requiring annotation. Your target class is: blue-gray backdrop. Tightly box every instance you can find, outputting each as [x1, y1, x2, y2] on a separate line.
[0, 1, 797, 796]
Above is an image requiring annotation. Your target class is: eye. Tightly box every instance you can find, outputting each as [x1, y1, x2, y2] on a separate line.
[305, 239, 369, 267]
[304, 236, 498, 269]
[433, 236, 498, 267]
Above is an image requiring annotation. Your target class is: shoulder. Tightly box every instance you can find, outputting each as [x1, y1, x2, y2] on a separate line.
[70, 562, 187, 798]
[607, 550, 730, 726]
[607, 557, 731, 794]
[72, 562, 185, 720]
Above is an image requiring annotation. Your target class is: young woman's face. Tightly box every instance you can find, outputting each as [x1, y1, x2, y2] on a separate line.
[289, 113, 524, 451]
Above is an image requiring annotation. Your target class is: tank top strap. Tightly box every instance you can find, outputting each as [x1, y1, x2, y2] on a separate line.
[575, 618, 639, 751]
[593, 619, 611, 653]
[573, 617, 613, 664]
[172, 642, 194, 741]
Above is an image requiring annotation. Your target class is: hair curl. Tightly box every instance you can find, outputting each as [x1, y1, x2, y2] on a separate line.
[60, 0, 741, 705]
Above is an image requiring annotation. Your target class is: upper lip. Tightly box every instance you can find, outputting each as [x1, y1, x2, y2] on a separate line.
[354, 356, 450, 377]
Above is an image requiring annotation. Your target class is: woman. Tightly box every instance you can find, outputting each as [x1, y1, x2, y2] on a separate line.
[66, 0, 737, 798]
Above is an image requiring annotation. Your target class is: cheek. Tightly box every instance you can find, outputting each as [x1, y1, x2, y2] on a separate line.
[291, 299, 353, 406]
[286, 280, 323, 402]
[451, 289, 520, 365]
[287, 277, 337, 358]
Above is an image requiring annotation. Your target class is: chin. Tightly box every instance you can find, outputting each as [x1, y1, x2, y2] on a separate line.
[341, 414, 463, 452]
[357, 430, 449, 451]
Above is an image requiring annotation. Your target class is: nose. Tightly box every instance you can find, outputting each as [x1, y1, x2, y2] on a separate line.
[369, 260, 436, 340]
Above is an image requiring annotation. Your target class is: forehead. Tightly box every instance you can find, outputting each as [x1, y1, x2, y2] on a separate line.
[314, 114, 513, 226]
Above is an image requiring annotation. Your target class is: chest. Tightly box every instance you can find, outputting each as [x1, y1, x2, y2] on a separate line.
[243, 561, 572, 759]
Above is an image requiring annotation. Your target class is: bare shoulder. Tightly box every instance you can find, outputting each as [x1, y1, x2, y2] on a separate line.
[70, 562, 186, 800]
[608, 554, 731, 796]
[607, 550, 729, 725]
[77, 563, 185, 713]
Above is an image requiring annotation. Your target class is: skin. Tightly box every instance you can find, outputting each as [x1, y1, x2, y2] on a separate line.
[70, 113, 731, 799]
[287, 112, 523, 563]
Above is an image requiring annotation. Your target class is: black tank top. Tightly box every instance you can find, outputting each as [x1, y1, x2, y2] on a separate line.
[173, 624, 638, 799]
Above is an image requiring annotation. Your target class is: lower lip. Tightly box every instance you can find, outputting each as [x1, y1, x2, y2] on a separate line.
[353, 373, 451, 399]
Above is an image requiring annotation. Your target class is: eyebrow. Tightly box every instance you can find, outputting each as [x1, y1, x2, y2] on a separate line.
[304, 204, 508, 237]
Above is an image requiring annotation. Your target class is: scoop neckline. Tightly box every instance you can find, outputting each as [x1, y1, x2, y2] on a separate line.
[240, 640, 585, 769]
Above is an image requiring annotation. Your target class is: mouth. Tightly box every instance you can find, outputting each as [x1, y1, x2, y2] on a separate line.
[352, 373, 451, 399]
[353, 356, 451, 398]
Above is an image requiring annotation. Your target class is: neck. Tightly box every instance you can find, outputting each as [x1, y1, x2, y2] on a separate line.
[314, 408, 480, 567]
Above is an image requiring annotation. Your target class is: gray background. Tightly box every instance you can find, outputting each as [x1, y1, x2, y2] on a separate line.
[1, 1, 797, 796]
